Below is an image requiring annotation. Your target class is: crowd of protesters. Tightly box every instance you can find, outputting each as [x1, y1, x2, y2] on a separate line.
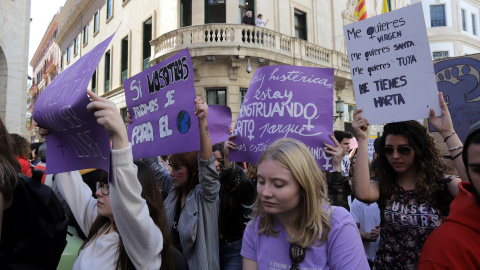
[1, 84, 480, 270]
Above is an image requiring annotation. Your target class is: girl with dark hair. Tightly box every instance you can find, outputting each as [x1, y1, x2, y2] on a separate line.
[10, 133, 32, 176]
[353, 93, 462, 269]
[163, 97, 220, 270]
[50, 90, 172, 269]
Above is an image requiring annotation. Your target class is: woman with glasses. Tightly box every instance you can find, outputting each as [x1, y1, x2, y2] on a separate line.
[242, 138, 369, 270]
[47, 90, 174, 269]
[163, 96, 220, 270]
[352, 93, 462, 269]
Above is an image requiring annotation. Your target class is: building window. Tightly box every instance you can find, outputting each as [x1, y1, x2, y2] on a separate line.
[433, 51, 449, 60]
[94, 12, 99, 33]
[121, 36, 128, 85]
[74, 38, 78, 55]
[294, 9, 307, 41]
[143, 17, 152, 70]
[205, 87, 226, 105]
[462, 9, 467, 31]
[107, 0, 113, 20]
[60, 54, 64, 69]
[83, 25, 88, 45]
[473, 14, 477, 35]
[343, 104, 356, 122]
[92, 70, 97, 93]
[205, 0, 226, 23]
[105, 50, 111, 93]
[240, 88, 248, 104]
[67, 47, 70, 63]
[430, 5, 446, 27]
[181, 0, 192, 27]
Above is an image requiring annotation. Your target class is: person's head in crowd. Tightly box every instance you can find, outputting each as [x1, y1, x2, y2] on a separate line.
[10, 133, 30, 159]
[463, 121, 480, 204]
[30, 142, 42, 160]
[257, 14, 263, 19]
[333, 130, 353, 156]
[0, 118, 21, 202]
[38, 143, 47, 163]
[375, 120, 447, 211]
[246, 163, 257, 179]
[246, 10, 252, 17]
[349, 155, 357, 177]
[373, 137, 382, 160]
[442, 154, 459, 176]
[212, 142, 225, 175]
[168, 151, 200, 197]
[253, 138, 331, 246]
[81, 160, 174, 269]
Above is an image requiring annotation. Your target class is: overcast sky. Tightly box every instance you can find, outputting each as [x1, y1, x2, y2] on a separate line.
[28, 0, 66, 76]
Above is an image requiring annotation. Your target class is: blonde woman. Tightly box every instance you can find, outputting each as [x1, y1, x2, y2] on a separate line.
[241, 138, 368, 270]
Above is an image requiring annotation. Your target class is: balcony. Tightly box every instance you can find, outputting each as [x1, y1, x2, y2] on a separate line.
[46, 57, 56, 74]
[151, 24, 351, 78]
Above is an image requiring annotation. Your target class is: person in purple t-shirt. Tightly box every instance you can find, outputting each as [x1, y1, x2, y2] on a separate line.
[241, 138, 369, 270]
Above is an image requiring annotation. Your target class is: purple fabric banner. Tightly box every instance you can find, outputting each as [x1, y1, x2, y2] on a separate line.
[229, 66, 335, 170]
[32, 33, 115, 174]
[207, 105, 232, 145]
[124, 48, 199, 159]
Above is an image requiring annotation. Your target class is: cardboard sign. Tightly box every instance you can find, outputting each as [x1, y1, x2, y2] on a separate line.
[32, 33, 115, 174]
[229, 65, 335, 170]
[207, 105, 232, 145]
[124, 48, 199, 159]
[367, 138, 375, 161]
[430, 54, 480, 141]
[343, 3, 441, 125]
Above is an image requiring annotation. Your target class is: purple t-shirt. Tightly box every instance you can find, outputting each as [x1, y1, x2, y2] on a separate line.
[241, 206, 369, 270]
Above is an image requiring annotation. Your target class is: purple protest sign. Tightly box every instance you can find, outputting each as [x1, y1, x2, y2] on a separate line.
[32, 33, 115, 174]
[124, 48, 199, 159]
[207, 105, 232, 145]
[229, 66, 335, 170]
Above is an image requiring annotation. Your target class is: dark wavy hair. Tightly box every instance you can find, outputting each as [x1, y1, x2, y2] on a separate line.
[0, 118, 21, 201]
[10, 133, 31, 158]
[80, 161, 174, 270]
[374, 121, 449, 214]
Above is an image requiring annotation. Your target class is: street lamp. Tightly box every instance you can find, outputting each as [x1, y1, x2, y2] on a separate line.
[333, 96, 345, 122]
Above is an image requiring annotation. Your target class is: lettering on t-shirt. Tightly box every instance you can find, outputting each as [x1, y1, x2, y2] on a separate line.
[269, 261, 321, 270]
[383, 202, 441, 228]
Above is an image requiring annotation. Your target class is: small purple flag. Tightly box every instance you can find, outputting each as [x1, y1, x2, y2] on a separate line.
[229, 66, 335, 170]
[207, 105, 232, 145]
[32, 33, 116, 174]
[124, 48, 199, 159]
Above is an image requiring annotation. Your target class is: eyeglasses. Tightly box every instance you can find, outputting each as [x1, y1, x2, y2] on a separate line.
[382, 145, 413, 156]
[96, 182, 109, 195]
[289, 243, 305, 270]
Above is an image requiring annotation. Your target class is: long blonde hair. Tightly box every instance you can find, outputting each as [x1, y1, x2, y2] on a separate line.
[252, 138, 331, 247]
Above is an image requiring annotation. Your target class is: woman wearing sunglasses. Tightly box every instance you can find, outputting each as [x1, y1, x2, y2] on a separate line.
[352, 93, 462, 270]
[45, 90, 174, 269]
[242, 138, 369, 270]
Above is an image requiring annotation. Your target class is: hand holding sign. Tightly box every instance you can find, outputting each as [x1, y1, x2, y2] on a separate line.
[86, 90, 129, 150]
[429, 92, 455, 137]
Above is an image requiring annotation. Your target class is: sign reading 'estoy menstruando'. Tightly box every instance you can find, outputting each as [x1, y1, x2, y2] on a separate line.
[124, 48, 200, 159]
[343, 3, 441, 125]
[33, 33, 116, 174]
[229, 66, 335, 170]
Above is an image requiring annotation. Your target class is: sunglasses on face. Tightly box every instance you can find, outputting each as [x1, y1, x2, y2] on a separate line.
[289, 243, 305, 270]
[95, 182, 110, 195]
[382, 145, 413, 156]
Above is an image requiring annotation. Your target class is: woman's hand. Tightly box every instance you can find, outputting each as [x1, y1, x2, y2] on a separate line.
[194, 96, 208, 120]
[429, 92, 454, 137]
[86, 90, 128, 150]
[323, 134, 344, 171]
[352, 109, 369, 140]
[224, 135, 237, 157]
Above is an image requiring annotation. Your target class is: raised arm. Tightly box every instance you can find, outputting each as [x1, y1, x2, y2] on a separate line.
[195, 96, 213, 161]
[430, 92, 464, 194]
[352, 110, 380, 203]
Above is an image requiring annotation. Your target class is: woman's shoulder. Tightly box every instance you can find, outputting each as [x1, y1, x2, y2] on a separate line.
[326, 205, 356, 227]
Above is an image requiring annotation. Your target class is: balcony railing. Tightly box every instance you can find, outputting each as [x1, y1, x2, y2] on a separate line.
[151, 24, 350, 73]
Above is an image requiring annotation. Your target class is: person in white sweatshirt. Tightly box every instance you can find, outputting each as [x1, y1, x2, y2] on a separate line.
[39, 90, 174, 270]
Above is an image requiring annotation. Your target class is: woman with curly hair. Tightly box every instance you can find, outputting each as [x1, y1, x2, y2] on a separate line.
[352, 93, 462, 269]
[10, 133, 32, 177]
[242, 138, 368, 269]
